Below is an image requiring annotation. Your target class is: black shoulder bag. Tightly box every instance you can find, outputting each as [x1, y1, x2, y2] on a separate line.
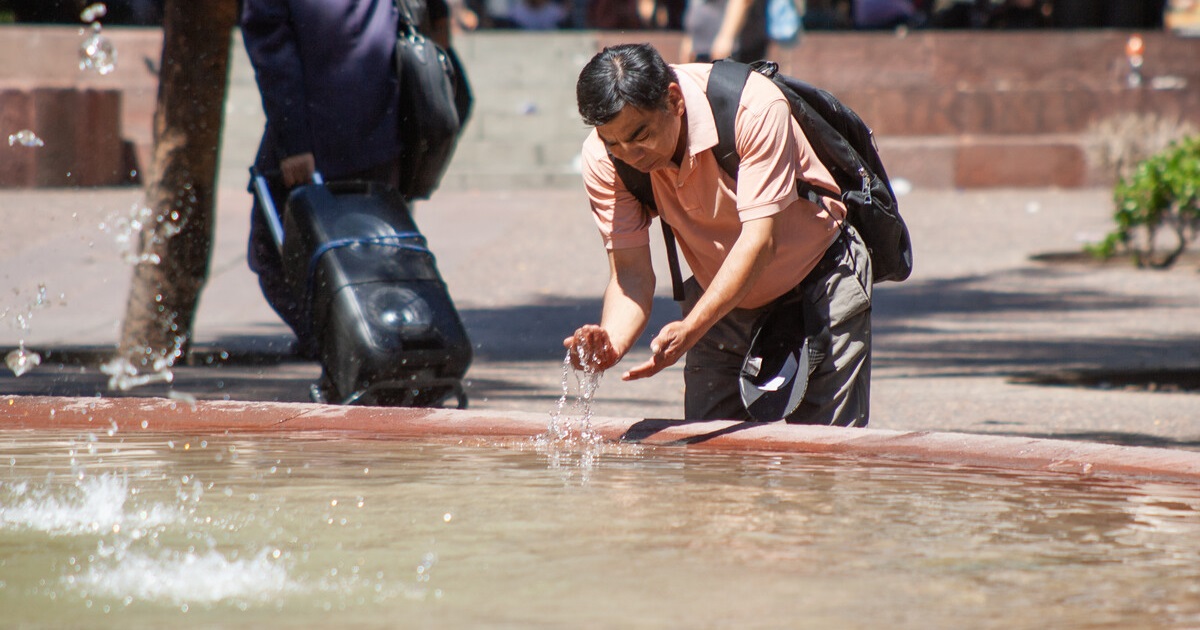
[393, 0, 472, 199]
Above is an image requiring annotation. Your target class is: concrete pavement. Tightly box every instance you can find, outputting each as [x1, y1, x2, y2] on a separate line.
[1, 182, 1198, 452]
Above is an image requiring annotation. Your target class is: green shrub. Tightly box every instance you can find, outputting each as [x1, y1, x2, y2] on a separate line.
[1089, 135, 1200, 269]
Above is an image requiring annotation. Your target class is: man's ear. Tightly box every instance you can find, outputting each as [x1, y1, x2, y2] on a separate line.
[667, 83, 685, 117]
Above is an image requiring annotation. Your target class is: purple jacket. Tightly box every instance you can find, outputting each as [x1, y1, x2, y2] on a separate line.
[242, 0, 401, 180]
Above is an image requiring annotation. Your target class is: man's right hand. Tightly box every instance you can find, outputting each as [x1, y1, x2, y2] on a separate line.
[280, 152, 316, 188]
[563, 324, 621, 373]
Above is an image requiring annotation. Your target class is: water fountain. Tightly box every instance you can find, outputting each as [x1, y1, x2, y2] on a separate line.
[3, 11, 1200, 627]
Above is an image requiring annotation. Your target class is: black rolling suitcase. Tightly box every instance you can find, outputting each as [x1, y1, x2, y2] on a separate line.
[252, 170, 472, 408]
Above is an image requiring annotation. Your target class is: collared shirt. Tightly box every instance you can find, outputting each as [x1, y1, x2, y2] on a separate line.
[581, 63, 846, 309]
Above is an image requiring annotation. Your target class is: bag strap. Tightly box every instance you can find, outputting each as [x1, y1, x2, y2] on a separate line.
[612, 157, 686, 302]
[393, 0, 419, 30]
[708, 59, 751, 182]
[709, 60, 841, 201]
[640, 60, 752, 303]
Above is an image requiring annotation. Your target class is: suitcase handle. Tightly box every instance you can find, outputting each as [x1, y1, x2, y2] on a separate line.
[250, 168, 329, 252]
[250, 167, 286, 252]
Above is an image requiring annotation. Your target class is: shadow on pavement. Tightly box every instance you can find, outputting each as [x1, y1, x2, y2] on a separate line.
[458, 296, 679, 361]
[2, 276, 1196, 449]
[872, 269, 1200, 376]
[1011, 368, 1200, 393]
[0, 338, 318, 403]
[872, 269, 1170, 323]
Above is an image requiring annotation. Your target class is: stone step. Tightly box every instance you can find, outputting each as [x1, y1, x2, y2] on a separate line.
[3, 27, 1199, 190]
[834, 84, 1199, 137]
[765, 30, 1200, 93]
[879, 134, 1108, 189]
[0, 86, 133, 187]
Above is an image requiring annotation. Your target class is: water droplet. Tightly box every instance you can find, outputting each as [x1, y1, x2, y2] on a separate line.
[7, 130, 45, 148]
[79, 28, 117, 75]
[5, 347, 41, 377]
[80, 3, 108, 23]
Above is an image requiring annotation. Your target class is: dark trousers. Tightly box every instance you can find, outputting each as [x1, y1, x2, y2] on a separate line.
[682, 225, 873, 427]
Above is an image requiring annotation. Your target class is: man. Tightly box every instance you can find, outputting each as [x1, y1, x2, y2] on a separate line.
[565, 43, 872, 426]
[241, 0, 449, 356]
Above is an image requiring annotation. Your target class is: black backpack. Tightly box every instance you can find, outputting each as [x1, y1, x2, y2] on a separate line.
[613, 58, 913, 299]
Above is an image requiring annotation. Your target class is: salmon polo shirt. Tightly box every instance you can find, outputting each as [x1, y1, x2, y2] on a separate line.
[581, 63, 847, 310]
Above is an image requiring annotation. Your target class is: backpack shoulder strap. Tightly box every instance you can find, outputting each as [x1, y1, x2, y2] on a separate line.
[708, 60, 840, 203]
[706, 59, 752, 182]
[610, 155, 686, 301]
[612, 156, 655, 210]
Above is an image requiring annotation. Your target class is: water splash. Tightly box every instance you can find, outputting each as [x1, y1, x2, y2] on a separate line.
[5, 345, 41, 377]
[7, 130, 44, 148]
[34, 283, 49, 308]
[100, 202, 191, 265]
[100, 320, 187, 392]
[100, 203, 159, 264]
[79, 23, 116, 75]
[536, 348, 609, 478]
[545, 349, 604, 445]
[74, 546, 299, 606]
[100, 344, 181, 392]
[0, 473, 177, 535]
[3, 283, 52, 376]
[96, 200, 193, 393]
[2, 464, 298, 607]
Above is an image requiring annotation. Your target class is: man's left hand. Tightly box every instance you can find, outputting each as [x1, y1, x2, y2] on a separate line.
[622, 320, 692, 381]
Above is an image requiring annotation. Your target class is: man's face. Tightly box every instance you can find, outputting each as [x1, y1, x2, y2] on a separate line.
[595, 83, 686, 173]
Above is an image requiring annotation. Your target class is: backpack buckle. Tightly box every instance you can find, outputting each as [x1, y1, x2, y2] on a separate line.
[749, 60, 779, 78]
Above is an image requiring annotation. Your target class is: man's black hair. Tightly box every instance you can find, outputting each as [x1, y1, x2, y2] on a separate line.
[576, 43, 679, 127]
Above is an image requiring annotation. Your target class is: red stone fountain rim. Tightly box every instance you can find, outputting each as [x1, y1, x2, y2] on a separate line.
[4, 395, 1199, 484]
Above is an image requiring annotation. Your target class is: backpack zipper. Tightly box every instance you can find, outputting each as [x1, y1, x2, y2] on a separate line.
[859, 167, 872, 205]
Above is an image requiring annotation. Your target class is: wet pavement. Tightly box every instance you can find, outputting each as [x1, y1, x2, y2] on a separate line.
[1, 182, 1198, 452]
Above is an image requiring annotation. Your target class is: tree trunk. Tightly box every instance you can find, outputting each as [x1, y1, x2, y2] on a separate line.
[114, 0, 238, 381]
